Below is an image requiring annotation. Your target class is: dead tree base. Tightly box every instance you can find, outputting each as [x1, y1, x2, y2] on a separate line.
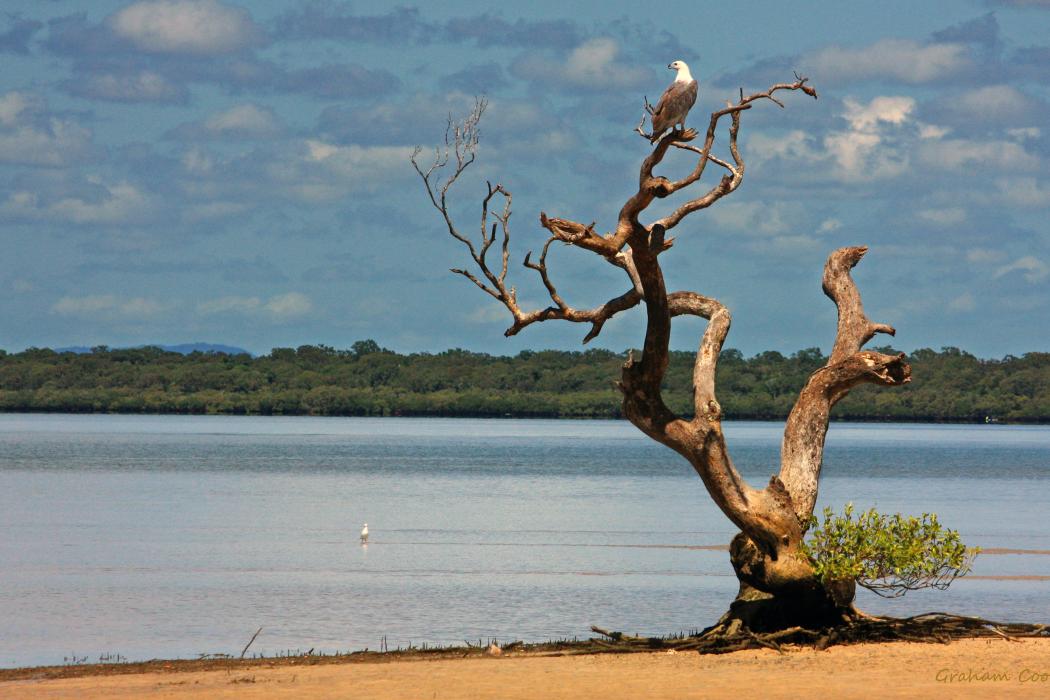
[589, 612, 1049, 656]
[718, 584, 849, 634]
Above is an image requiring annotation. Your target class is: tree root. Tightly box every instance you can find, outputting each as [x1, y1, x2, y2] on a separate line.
[588, 614, 1049, 656]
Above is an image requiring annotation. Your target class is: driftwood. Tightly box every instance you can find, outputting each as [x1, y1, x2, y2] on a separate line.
[240, 627, 263, 659]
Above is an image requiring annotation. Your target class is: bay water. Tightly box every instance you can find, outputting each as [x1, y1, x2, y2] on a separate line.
[1, 414, 1048, 668]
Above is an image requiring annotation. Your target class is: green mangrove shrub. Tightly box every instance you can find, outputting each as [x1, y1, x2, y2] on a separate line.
[802, 503, 978, 598]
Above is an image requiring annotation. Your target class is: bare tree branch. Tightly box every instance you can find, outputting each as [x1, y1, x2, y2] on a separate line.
[540, 76, 818, 261]
[412, 97, 488, 263]
[650, 79, 816, 233]
[412, 98, 642, 344]
[823, 246, 897, 364]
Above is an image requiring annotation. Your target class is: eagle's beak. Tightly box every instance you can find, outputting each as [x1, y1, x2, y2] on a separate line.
[667, 63, 673, 69]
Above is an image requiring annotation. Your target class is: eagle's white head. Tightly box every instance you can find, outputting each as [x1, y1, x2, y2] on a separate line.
[667, 60, 693, 83]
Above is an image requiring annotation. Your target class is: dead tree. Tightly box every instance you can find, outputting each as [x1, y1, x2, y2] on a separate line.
[413, 78, 911, 631]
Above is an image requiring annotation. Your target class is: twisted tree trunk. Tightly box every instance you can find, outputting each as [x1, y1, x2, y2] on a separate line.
[414, 76, 911, 632]
[621, 243, 909, 630]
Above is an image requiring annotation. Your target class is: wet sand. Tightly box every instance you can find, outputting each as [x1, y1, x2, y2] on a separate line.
[4, 638, 1049, 699]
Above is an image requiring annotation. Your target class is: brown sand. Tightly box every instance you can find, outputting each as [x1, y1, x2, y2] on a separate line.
[4, 639, 1050, 699]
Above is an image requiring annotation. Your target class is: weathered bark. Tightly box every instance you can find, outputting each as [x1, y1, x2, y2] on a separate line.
[778, 247, 905, 522]
[721, 247, 909, 603]
[416, 74, 910, 630]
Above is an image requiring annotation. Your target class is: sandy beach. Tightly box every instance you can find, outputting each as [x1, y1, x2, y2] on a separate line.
[4, 638, 1050, 699]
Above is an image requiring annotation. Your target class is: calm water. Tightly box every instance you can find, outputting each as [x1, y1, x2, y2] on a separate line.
[1, 414, 1048, 668]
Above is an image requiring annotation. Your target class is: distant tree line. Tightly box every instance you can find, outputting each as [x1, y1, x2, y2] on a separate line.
[0, 341, 1047, 422]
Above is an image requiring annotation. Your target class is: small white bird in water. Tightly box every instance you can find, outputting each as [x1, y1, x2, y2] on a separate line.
[360, 523, 369, 543]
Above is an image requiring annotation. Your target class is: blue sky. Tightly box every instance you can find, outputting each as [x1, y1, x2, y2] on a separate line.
[1, 1, 1048, 357]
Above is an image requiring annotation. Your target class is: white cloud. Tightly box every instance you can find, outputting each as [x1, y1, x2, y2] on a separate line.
[121, 298, 169, 317]
[748, 93, 1040, 187]
[751, 96, 916, 183]
[51, 182, 153, 224]
[765, 234, 819, 252]
[512, 38, 650, 91]
[488, 128, 577, 159]
[1007, 127, 1041, 141]
[169, 136, 415, 206]
[947, 293, 976, 312]
[918, 138, 1039, 171]
[563, 38, 644, 86]
[995, 0, 1050, 6]
[709, 201, 800, 235]
[918, 124, 951, 140]
[842, 96, 915, 131]
[953, 85, 1041, 122]
[994, 256, 1049, 283]
[0, 91, 32, 126]
[52, 295, 168, 318]
[264, 292, 312, 317]
[996, 177, 1050, 207]
[823, 96, 915, 182]
[917, 207, 967, 226]
[183, 201, 250, 221]
[54, 296, 116, 315]
[0, 181, 155, 225]
[198, 292, 313, 319]
[817, 218, 842, 234]
[0, 91, 93, 167]
[75, 70, 185, 103]
[824, 131, 885, 180]
[967, 248, 1006, 264]
[485, 100, 553, 132]
[803, 39, 969, 84]
[198, 295, 260, 314]
[467, 303, 512, 324]
[203, 104, 279, 136]
[181, 147, 215, 174]
[109, 0, 261, 54]
[286, 140, 415, 200]
[169, 103, 281, 141]
[747, 130, 823, 166]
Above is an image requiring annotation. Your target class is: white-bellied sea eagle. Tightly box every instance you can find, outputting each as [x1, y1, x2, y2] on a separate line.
[650, 60, 698, 143]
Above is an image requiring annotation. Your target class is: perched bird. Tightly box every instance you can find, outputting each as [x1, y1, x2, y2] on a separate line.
[650, 60, 698, 143]
[360, 523, 369, 543]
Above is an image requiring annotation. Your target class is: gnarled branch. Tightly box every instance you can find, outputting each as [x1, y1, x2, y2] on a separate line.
[412, 100, 643, 344]
[823, 246, 896, 364]
[778, 248, 910, 524]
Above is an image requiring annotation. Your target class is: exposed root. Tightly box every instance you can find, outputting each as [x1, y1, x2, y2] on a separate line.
[587, 614, 1050, 656]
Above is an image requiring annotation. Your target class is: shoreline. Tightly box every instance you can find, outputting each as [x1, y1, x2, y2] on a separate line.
[4, 638, 1050, 699]
[0, 411, 1045, 425]
[0, 645, 534, 683]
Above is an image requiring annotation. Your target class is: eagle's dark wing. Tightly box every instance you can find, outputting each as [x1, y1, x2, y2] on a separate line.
[650, 79, 698, 143]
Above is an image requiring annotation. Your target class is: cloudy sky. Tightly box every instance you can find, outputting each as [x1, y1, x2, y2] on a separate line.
[2, 1, 1048, 357]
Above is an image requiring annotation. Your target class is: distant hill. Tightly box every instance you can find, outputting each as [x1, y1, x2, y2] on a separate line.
[55, 343, 252, 356]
